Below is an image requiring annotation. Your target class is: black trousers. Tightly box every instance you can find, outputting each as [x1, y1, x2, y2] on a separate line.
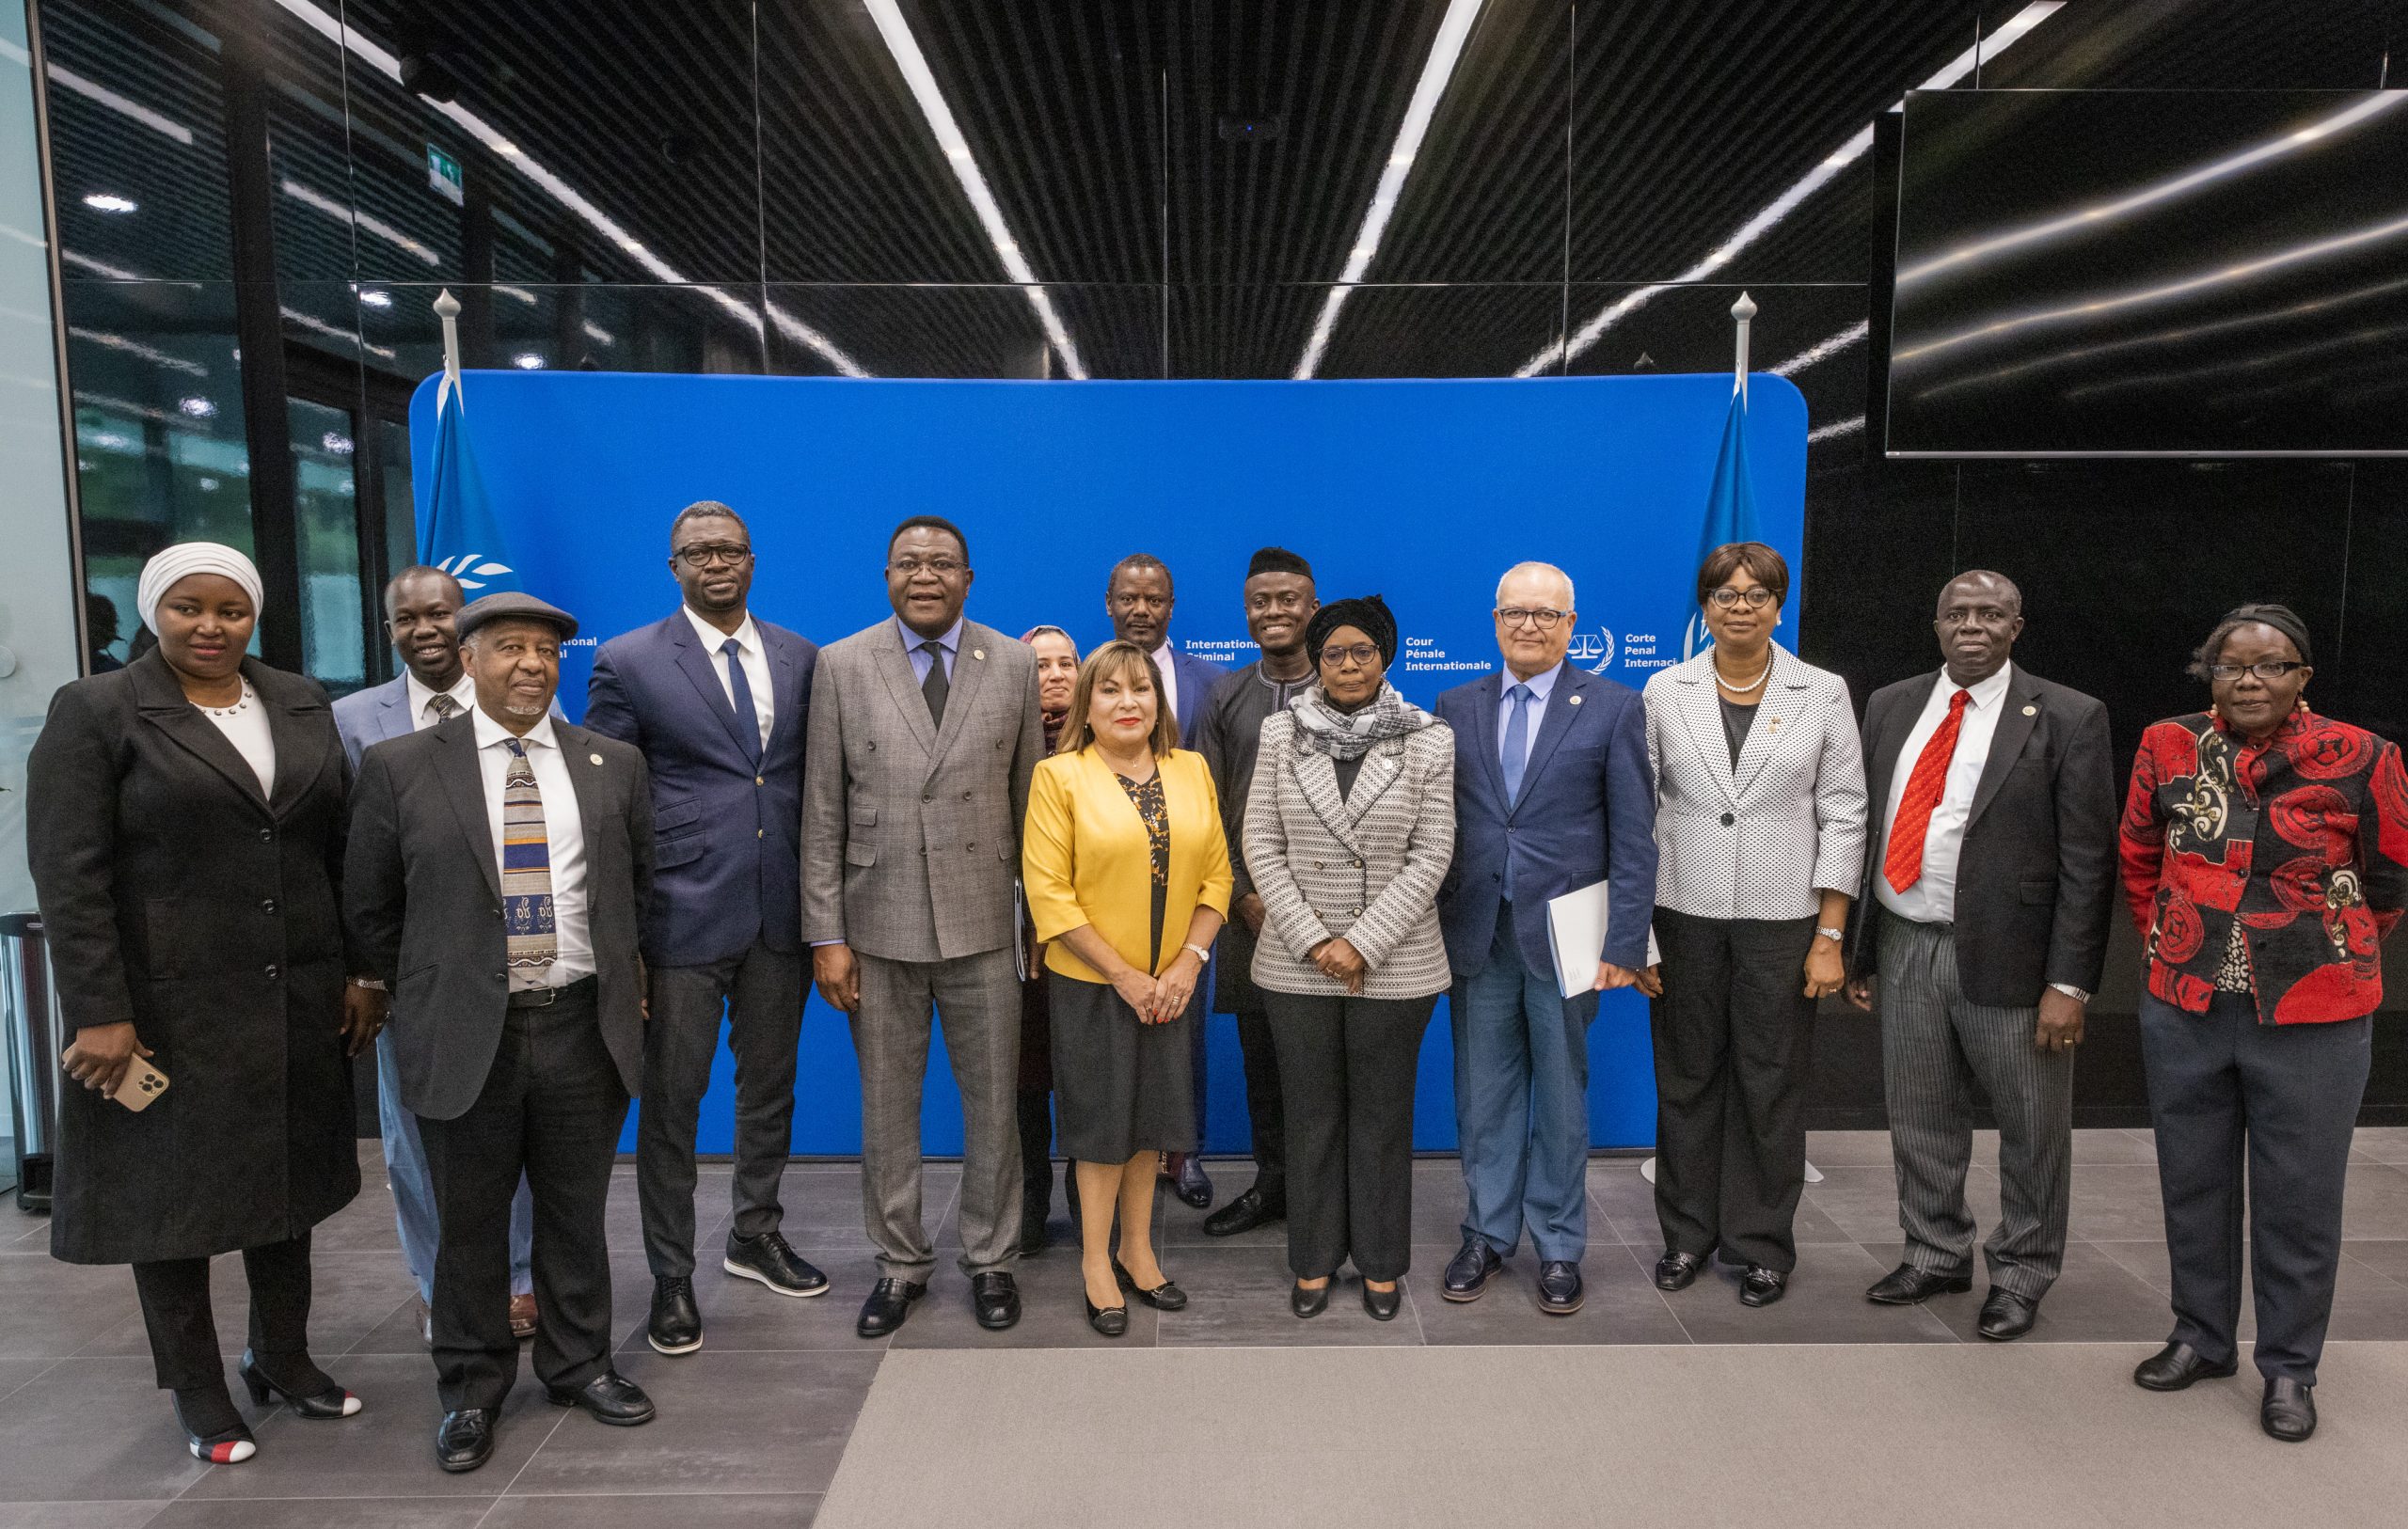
[1649, 907, 1818, 1271]
[420, 983, 628, 1413]
[131, 1233, 313, 1392]
[2141, 991, 2371, 1384]
[637, 938, 806, 1280]
[1234, 1003, 1287, 1194]
[1266, 990, 1435, 1283]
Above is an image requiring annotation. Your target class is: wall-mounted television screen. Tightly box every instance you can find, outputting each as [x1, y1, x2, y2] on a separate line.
[1886, 89, 2408, 457]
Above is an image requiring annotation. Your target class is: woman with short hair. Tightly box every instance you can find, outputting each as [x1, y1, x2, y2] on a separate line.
[1244, 594, 1455, 1321]
[27, 543, 382, 1463]
[2122, 603, 2408, 1442]
[1022, 640, 1232, 1334]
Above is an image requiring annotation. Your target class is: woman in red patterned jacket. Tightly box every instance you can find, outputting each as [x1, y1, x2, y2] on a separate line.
[2119, 603, 2408, 1443]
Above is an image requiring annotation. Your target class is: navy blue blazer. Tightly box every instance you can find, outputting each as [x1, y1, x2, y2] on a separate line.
[1434, 664, 1658, 993]
[1164, 645, 1228, 747]
[584, 610, 817, 968]
[330, 673, 417, 767]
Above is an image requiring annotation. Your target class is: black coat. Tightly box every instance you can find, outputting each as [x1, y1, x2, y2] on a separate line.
[1845, 665, 2119, 1007]
[341, 714, 654, 1121]
[25, 652, 361, 1264]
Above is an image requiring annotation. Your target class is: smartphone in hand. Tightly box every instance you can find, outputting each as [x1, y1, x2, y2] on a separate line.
[111, 1056, 170, 1112]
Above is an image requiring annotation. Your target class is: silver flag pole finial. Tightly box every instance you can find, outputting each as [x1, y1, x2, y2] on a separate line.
[433, 288, 464, 405]
[1731, 291, 1757, 403]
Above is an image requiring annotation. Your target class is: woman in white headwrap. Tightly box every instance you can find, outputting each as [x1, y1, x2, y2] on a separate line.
[26, 542, 384, 1464]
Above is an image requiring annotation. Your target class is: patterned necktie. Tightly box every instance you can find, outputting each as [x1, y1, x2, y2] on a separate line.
[1500, 683, 1533, 804]
[721, 637, 762, 762]
[920, 640, 949, 727]
[499, 738, 558, 985]
[1884, 688, 1972, 894]
[427, 692, 462, 723]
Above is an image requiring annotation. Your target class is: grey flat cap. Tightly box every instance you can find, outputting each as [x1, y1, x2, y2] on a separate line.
[456, 591, 579, 642]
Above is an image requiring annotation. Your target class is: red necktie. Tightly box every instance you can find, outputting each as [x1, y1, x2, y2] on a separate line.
[1884, 689, 1971, 894]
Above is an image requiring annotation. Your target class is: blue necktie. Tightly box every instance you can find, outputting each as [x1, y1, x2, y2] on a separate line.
[1501, 683, 1532, 804]
[721, 638, 761, 763]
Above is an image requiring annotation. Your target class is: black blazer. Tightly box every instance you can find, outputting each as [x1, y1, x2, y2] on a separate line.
[342, 712, 654, 1121]
[25, 652, 360, 1264]
[1845, 665, 2117, 1007]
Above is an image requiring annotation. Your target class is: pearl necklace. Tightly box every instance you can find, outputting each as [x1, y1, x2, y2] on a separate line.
[203, 682, 256, 718]
[1713, 655, 1771, 695]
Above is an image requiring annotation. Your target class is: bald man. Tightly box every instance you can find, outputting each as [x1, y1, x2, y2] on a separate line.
[1844, 571, 2115, 1342]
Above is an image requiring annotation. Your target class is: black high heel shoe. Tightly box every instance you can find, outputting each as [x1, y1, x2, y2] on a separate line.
[1112, 1259, 1189, 1312]
[1085, 1294, 1130, 1337]
[172, 1386, 257, 1464]
[1291, 1278, 1331, 1318]
[1362, 1281, 1402, 1322]
[239, 1350, 361, 1419]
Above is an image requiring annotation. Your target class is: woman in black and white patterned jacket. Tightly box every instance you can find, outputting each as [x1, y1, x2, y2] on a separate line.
[1244, 595, 1456, 1323]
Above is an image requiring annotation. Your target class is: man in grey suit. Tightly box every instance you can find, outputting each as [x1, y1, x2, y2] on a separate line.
[803, 515, 1045, 1338]
[331, 566, 535, 1347]
[1844, 571, 2116, 1342]
[345, 592, 657, 1474]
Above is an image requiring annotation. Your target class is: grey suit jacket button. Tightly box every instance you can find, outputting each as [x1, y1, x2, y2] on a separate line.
[1719, 812, 1735, 827]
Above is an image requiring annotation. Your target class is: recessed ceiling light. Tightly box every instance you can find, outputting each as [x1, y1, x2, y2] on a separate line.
[358, 289, 394, 309]
[322, 431, 355, 454]
[513, 353, 546, 370]
[177, 396, 216, 418]
[83, 193, 137, 213]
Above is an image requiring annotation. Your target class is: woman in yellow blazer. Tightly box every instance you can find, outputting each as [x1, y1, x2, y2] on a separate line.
[1023, 639, 1233, 1336]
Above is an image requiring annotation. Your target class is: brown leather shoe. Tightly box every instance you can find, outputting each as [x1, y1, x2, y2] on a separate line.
[509, 1293, 539, 1341]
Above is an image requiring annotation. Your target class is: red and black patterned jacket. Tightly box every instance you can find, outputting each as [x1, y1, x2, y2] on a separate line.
[2120, 707, 2408, 1024]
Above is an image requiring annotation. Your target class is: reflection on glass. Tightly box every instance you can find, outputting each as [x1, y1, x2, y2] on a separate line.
[287, 397, 367, 693]
[378, 417, 417, 586]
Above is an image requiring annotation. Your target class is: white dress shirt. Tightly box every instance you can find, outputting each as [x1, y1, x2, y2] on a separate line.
[1149, 640, 1180, 723]
[404, 669, 477, 732]
[1877, 662, 2013, 925]
[1497, 660, 1564, 779]
[683, 605, 773, 749]
[471, 706, 593, 986]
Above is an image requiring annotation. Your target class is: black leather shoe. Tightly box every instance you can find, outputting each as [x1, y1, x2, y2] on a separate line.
[2262, 1377, 2317, 1442]
[1865, 1263, 1973, 1305]
[2132, 1341, 2240, 1392]
[1168, 1153, 1214, 1209]
[239, 1350, 360, 1418]
[1654, 1250, 1704, 1291]
[1441, 1237, 1506, 1302]
[1291, 1279, 1331, 1318]
[1085, 1295, 1129, 1338]
[434, 1408, 494, 1474]
[547, 1371, 656, 1427]
[647, 1277, 702, 1356]
[724, 1230, 830, 1298]
[1362, 1281, 1402, 1321]
[971, 1271, 1022, 1331]
[856, 1278, 927, 1338]
[1537, 1260, 1584, 1316]
[1976, 1288, 2040, 1341]
[1113, 1260, 1188, 1311]
[1738, 1266, 1788, 1307]
[1202, 1184, 1285, 1237]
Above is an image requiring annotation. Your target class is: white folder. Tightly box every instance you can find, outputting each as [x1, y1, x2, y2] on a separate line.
[1544, 878, 1610, 1001]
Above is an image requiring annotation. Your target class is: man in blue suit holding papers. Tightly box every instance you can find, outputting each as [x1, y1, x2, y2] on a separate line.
[1434, 560, 1656, 1316]
[585, 501, 825, 1359]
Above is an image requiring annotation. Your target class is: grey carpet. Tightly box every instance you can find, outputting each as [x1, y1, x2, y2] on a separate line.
[817, 1342, 2408, 1528]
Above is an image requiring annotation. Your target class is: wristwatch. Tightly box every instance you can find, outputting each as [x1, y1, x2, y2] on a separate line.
[2048, 983, 2091, 1003]
[348, 976, 387, 992]
[1181, 942, 1212, 965]
[1814, 925, 1846, 943]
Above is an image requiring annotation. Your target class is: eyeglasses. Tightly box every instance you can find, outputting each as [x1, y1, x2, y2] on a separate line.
[1707, 587, 1777, 610]
[891, 556, 965, 577]
[1320, 642, 1381, 669]
[1496, 607, 1566, 629]
[2209, 661, 2306, 681]
[674, 544, 752, 569]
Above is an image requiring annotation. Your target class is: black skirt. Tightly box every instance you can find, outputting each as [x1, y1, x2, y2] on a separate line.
[1047, 970, 1197, 1162]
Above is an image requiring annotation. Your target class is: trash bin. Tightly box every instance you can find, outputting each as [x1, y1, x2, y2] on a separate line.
[2, 913, 61, 1213]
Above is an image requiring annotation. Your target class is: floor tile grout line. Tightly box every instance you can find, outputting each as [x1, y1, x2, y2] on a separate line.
[484, 1396, 578, 1504]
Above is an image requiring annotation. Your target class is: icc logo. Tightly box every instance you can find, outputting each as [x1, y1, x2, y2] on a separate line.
[1565, 628, 1616, 672]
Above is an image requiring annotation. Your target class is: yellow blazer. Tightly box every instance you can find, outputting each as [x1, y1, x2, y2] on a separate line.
[1023, 746, 1233, 983]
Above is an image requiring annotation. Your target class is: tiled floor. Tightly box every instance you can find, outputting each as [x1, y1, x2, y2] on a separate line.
[4, 1129, 2408, 1526]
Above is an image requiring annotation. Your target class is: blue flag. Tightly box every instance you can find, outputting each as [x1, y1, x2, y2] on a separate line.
[418, 373, 520, 593]
[1683, 385, 1760, 658]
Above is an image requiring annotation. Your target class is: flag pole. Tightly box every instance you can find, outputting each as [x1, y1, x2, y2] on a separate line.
[434, 288, 464, 406]
[1730, 291, 1756, 403]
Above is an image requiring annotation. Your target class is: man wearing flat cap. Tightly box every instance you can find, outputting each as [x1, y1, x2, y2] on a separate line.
[345, 591, 659, 1474]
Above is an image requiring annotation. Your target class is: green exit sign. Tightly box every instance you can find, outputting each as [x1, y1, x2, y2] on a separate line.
[427, 145, 464, 207]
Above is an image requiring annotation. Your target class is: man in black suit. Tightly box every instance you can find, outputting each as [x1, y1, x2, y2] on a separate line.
[345, 592, 657, 1473]
[1844, 571, 2116, 1341]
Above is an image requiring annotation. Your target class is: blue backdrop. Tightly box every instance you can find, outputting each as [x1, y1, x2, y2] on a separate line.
[409, 370, 1807, 1155]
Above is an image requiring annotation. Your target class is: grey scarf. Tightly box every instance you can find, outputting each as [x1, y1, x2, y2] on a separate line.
[1288, 681, 1435, 762]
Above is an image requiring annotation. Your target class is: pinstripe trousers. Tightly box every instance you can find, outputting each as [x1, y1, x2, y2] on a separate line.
[1877, 911, 2071, 1300]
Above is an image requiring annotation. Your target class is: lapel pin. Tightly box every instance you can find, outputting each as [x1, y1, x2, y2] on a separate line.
[589, 752, 604, 766]
[973, 648, 985, 661]
[2022, 703, 2037, 717]
[1767, 717, 1783, 733]
[1569, 694, 1583, 706]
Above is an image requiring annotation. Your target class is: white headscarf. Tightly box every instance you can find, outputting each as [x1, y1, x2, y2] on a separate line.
[135, 542, 264, 633]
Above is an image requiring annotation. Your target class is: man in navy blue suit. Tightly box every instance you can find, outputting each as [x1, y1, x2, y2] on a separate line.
[334, 565, 538, 1347]
[1434, 561, 1656, 1316]
[1105, 552, 1226, 1207]
[585, 501, 825, 1357]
